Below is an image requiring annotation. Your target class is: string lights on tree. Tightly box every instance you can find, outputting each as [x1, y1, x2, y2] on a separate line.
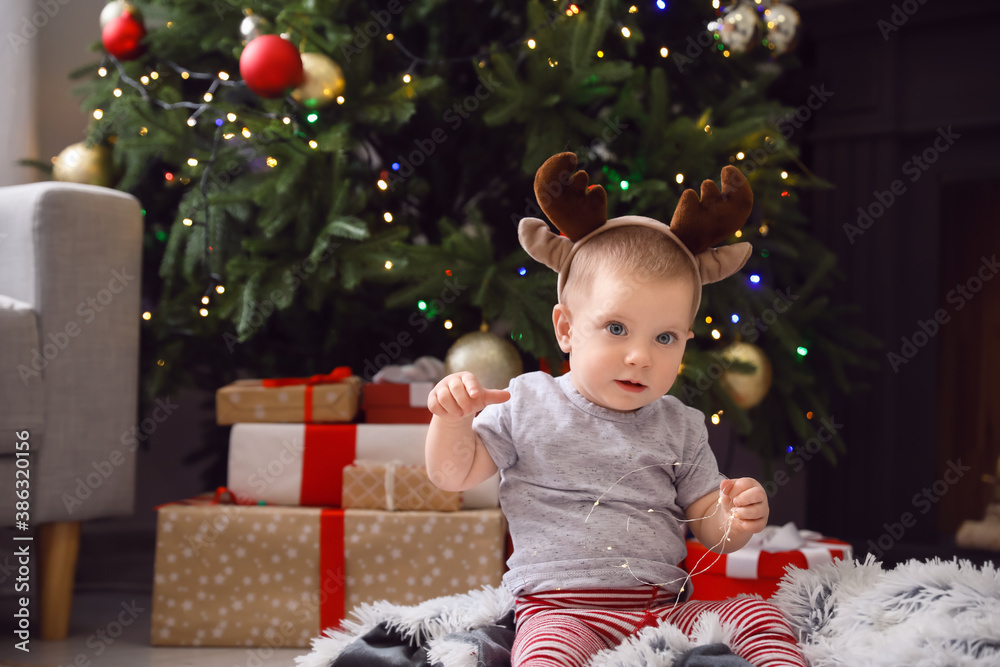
[82, 0, 805, 325]
[34, 0, 878, 476]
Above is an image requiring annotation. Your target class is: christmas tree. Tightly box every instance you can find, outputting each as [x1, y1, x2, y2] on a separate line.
[57, 0, 879, 477]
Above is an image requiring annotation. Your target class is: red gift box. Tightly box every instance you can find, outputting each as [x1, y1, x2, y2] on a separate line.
[682, 527, 852, 600]
[362, 382, 433, 424]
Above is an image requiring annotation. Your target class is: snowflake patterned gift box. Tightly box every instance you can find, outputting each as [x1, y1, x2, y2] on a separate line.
[151, 495, 508, 648]
[342, 460, 462, 511]
[361, 382, 433, 424]
[226, 423, 499, 509]
[682, 522, 852, 601]
[216, 367, 361, 425]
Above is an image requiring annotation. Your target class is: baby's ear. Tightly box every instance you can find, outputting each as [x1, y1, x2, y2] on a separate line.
[552, 304, 573, 353]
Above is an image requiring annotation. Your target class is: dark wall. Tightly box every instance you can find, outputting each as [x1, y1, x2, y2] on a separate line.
[795, 0, 1000, 548]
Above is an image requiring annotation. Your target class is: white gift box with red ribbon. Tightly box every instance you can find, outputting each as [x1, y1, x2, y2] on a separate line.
[226, 423, 498, 509]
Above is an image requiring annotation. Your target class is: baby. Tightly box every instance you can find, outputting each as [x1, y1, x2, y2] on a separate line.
[426, 153, 805, 667]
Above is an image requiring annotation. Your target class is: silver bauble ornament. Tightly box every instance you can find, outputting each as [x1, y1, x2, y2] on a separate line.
[239, 12, 269, 44]
[764, 4, 801, 55]
[718, 3, 761, 54]
[444, 331, 523, 390]
[52, 143, 115, 187]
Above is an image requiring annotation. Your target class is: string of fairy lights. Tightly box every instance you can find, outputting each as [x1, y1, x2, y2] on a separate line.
[585, 461, 737, 603]
[94, 0, 805, 397]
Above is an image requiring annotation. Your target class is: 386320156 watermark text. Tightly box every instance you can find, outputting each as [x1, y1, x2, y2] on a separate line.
[12, 430, 33, 652]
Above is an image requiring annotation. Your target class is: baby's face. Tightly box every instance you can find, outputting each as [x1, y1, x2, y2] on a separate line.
[555, 270, 695, 412]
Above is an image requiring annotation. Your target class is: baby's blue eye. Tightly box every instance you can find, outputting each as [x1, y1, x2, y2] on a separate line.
[607, 322, 626, 336]
[656, 332, 676, 345]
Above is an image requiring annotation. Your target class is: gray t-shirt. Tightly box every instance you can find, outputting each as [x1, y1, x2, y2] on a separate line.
[473, 371, 723, 597]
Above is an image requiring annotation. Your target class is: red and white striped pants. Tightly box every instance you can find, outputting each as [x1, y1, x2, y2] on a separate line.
[511, 588, 806, 667]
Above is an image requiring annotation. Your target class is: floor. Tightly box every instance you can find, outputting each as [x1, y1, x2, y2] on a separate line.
[0, 590, 306, 667]
[0, 519, 313, 667]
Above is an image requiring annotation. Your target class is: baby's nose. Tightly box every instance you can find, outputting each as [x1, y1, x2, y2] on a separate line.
[625, 344, 652, 367]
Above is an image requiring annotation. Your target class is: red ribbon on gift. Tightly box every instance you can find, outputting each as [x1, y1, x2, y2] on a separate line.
[152, 486, 260, 510]
[301, 425, 359, 506]
[260, 366, 353, 388]
[320, 509, 346, 630]
[260, 367, 353, 422]
[211, 486, 263, 506]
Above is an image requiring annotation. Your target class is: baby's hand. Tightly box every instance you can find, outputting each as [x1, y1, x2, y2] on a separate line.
[427, 372, 510, 422]
[720, 478, 769, 535]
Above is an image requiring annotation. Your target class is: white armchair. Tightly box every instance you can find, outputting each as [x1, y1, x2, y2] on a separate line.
[0, 182, 142, 639]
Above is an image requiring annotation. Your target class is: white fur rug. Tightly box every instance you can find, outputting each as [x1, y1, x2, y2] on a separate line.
[294, 585, 517, 667]
[296, 557, 1000, 667]
[293, 584, 734, 667]
[773, 556, 1000, 666]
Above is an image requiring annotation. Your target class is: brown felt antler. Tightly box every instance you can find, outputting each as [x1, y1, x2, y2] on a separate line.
[518, 152, 754, 305]
[533, 152, 607, 241]
[669, 166, 754, 256]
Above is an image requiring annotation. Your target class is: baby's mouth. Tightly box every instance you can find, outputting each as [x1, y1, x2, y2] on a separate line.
[615, 379, 646, 393]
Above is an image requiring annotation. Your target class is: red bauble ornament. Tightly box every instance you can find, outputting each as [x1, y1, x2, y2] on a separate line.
[239, 35, 304, 99]
[102, 12, 145, 61]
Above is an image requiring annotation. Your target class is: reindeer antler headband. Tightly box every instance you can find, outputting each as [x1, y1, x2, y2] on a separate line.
[518, 152, 754, 315]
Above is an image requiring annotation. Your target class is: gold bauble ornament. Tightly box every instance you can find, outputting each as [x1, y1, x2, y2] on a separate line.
[719, 341, 773, 409]
[444, 331, 523, 390]
[52, 142, 115, 187]
[291, 53, 345, 108]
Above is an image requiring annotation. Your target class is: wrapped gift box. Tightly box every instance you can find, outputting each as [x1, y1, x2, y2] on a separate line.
[216, 368, 361, 425]
[151, 495, 508, 647]
[683, 523, 852, 600]
[227, 423, 499, 509]
[342, 461, 461, 511]
[361, 382, 433, 424]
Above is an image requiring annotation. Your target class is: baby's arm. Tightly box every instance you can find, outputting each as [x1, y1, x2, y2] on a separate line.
[425, 372, 509, 492]
[686, 478, 769, 553]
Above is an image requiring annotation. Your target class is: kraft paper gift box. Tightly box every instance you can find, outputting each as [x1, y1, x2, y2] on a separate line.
[226, 423, 499, 509]
[342, 461, 462, 511]
[682, 522, 852, 601]
[361, 382, 434, 424]
[216, 367, 361, 425]
[151, 494, 508, 648]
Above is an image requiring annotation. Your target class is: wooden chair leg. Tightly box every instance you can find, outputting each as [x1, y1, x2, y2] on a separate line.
[38, 521, 81, 641]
